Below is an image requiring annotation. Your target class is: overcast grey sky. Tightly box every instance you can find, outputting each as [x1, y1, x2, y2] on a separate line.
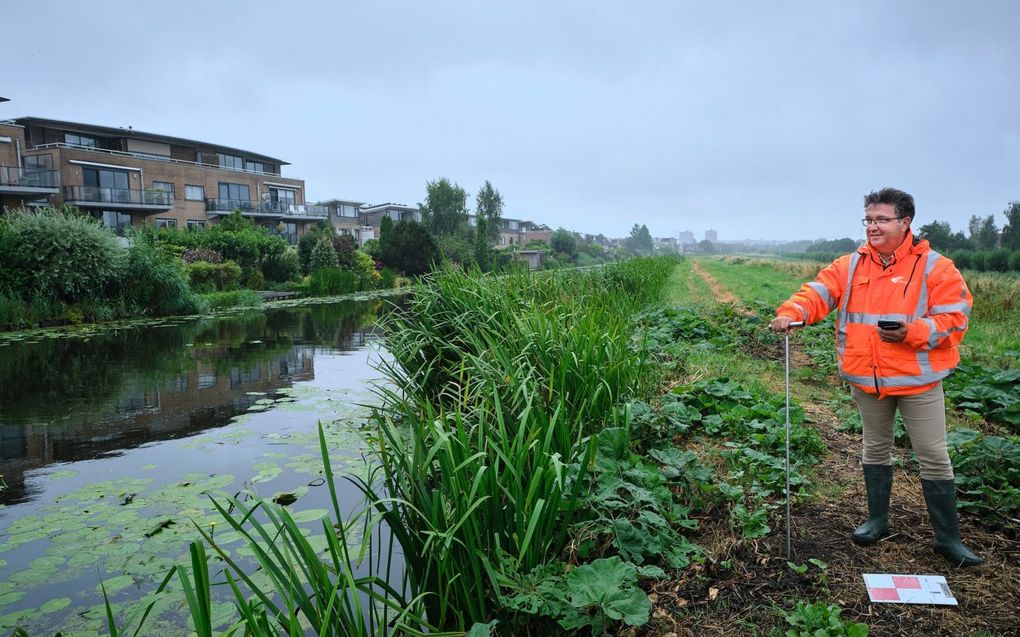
[3, 1, 1017, 242]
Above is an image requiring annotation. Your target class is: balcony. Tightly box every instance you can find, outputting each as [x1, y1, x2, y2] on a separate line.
[0, 166, 60, 195]
[63, 186, 173, 210]
[205, 199, 328, 220]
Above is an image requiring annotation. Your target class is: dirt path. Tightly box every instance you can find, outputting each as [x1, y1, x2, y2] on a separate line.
[691, 261, 740, 305]
[642, 358, 1020, 637]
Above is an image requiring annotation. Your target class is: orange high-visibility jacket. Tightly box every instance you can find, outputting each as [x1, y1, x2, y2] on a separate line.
[777, 231, 972, 397]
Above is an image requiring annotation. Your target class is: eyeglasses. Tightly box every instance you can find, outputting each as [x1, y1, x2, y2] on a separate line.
[861, 216, 902, 226]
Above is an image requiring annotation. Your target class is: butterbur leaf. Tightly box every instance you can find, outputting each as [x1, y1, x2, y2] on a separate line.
[565, 556, 650, 627]
[466, 620, 499, 637]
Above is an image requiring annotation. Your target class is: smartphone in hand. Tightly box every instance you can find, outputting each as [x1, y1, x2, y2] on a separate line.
[877, 320, 902, 330]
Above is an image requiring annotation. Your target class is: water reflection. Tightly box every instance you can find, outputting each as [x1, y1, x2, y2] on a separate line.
[0, 298, 394, 505]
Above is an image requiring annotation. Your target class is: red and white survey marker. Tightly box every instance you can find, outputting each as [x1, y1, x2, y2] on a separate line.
[863, 573, 957, 605]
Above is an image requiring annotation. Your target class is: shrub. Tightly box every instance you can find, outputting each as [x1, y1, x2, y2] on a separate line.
[381, 221, 439, 276]
[971, 251, 989, 272]
[244, 267, 265, 290]
[118, 240, 205, 316]
[354, 251, 381, 288]
[437, 232, 474, 267]
[361, 238, 381, 260]
[309, 236, 339, 271]
[185, 260, 241, 292]
[332, 233, 358, 270]
[378, 267, 398, 289]
[262, 248, 300, 282]
[1010, 251, 1020, 272]
[181, 247, 223, 264]
[951, 251, 972, 270]
[308, 267, 359, 296]
[986, 249, 1011, 273]
[0, 207, 121, 303]
[202, 289, 262, 309]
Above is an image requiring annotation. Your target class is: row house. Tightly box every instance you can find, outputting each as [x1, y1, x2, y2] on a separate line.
[0, 117, 325, 243]
[464, 214, 552, 246]
[319, 200, 422, 246]
[497, 218, 552, 246]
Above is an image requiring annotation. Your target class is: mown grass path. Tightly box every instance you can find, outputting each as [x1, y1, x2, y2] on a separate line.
[655, 257, 1020, 637]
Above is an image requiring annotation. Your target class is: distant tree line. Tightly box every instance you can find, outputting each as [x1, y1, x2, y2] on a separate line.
[789, 201, 1020, 272]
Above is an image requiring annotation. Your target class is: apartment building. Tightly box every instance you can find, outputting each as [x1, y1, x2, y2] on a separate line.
[496, 218, 552, 247]
[0, 121, 60, 209]
[356, 202, 422, 245]
[319, 197, 371, 243]
[2, 117, 324, 243]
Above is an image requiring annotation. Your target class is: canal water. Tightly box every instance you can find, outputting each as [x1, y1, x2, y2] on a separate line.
[0, 298, 399, 635]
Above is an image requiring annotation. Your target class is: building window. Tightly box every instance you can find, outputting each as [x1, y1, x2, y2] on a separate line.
[83, 167, 131, 202]
[187, 220, 207, 230]
[217, 153, 243, 170]
[100, 210, 132, 232]
[337, 204, 358, 218]
[151, 181, 175, 199]
[246, 161, 267, 174]
[218, 182, 251, 204]
[269, 187, 296, 205]
[155, 218, 177, 230]
[185, 185, 204, 200]
[65, 132, 96, 148]
[24, 154, 53, 169]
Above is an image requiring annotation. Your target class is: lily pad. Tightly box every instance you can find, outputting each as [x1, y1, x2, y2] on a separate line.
[290, 508, 330, 523]
[40, 597, 72, 613]
[98, 574, 136, 595]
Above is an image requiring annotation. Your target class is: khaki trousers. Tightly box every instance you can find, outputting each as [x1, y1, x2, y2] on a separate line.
[851, 383, 954, 480]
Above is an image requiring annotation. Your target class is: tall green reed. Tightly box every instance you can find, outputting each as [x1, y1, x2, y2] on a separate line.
[365, 258, 674, 629]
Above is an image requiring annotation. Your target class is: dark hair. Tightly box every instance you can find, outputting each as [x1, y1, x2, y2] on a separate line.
[864, 188, 915, 221]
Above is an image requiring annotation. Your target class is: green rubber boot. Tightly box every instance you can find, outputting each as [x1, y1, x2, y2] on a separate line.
[852, 464, 893, 545]
[921, 478, 983, 567]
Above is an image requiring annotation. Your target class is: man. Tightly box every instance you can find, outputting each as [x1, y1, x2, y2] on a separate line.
[770, 188, 982, 567]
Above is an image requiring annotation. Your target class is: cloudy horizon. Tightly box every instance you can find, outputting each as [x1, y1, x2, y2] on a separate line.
[3, 1, 1017, 243]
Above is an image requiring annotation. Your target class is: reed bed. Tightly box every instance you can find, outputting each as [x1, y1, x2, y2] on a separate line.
[365, 259, 675, 630]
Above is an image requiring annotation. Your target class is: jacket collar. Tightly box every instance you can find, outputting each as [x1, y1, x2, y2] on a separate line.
[858, 229, 922, 265]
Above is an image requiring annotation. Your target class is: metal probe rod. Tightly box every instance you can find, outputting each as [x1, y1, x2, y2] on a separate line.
[784, 321, 804, 560]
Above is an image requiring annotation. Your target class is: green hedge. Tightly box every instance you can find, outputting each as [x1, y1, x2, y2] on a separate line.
[185, 260, 241, 292]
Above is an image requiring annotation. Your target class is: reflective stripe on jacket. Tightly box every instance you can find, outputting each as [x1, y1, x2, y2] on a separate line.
[777, 231, 972, 397]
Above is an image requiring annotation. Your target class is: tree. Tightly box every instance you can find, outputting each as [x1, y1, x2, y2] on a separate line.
[1001, 201, 1020, 250]
[968, 214, 999, 249]
[698, 239, 716, 254]
[419, 178, 468, 237]
[550, 227, 577, 259]
[626, 224, 654, 254]
[918, 221, 955, 251]
[332, 233, 358, 270]
[475, 180, 503, 243]
[309, 236, 339, 271]
[381, 221, 439, 276]
[474, 215, 490, 271]
[380, 215, 393, 241]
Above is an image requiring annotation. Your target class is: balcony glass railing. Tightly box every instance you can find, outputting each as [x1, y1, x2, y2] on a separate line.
[206, 198, 260, 213]
[206, 199, 328, 218]
[0, 166, 60, 189]
[64, 186, 172, 206]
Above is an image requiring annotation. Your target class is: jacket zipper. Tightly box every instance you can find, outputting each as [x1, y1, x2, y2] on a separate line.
[903, 254, 921, 298]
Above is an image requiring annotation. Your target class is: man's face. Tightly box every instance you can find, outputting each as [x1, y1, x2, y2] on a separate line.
[864, 203, 910, 254]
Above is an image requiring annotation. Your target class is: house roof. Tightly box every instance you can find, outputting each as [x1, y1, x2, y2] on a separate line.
[319, 198, 366, 206]
[13, 116, 289, 165]
[362, 202, 419, 212]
